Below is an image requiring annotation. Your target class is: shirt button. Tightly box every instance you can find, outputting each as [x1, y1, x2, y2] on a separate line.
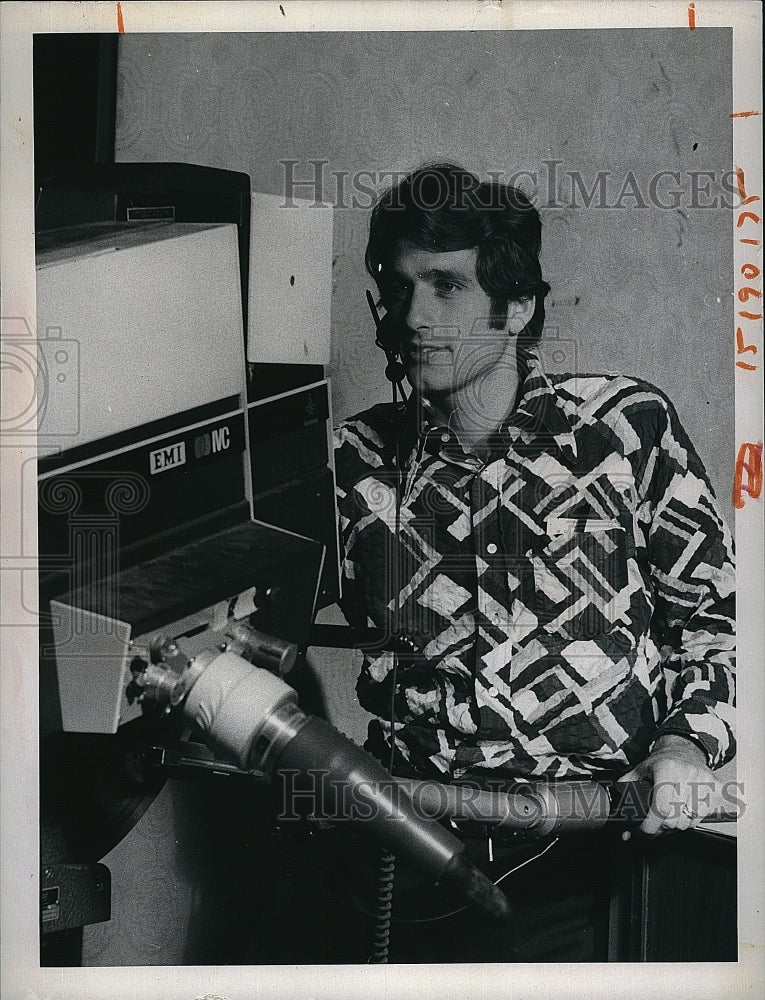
[486, 542, 498, 555]
[440, 432, 450, 443]
[488, 686, 498, 698]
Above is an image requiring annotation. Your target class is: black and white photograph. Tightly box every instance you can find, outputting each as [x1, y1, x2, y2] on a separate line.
[0, 1, 762, 997]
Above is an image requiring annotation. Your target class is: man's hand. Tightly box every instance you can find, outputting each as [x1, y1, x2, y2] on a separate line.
[618, 734, 717, 835]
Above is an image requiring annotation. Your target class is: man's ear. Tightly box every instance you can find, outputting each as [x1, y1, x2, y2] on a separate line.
[506, 297, 536, 335]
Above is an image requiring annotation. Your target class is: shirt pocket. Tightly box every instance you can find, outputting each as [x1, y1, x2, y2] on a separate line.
[529, 518, 632, 641]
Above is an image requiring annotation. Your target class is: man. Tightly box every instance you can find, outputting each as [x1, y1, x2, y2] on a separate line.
[330, 163, 735, 961]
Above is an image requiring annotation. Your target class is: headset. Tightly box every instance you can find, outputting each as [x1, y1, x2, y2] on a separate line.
[366, 290, 408, 404]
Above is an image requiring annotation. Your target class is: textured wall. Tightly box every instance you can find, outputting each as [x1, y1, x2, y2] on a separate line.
[88, 28, 736, 966]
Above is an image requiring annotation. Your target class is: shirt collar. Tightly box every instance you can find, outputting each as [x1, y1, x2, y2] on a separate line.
[404, 347, 578, 462]
[509, 348, 578, 461]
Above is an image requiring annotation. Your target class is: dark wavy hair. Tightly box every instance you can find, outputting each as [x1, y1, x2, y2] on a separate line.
[365, 163, 551, 344]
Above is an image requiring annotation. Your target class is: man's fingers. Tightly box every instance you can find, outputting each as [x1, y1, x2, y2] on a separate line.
[641, 806, 693, 835]
[640, 780, 679, 835]
[647, 806, 695, 835]
[627, 744, 719, 834]
[640, 810, 664, 836]
[639, 779, 703, 834]
[670, 807, 695, 832]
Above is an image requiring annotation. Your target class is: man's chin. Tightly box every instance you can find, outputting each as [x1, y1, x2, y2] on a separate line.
[404, 367, 454, 401]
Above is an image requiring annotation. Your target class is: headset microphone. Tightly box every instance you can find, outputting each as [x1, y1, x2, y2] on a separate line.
[366, 290, 408, 402]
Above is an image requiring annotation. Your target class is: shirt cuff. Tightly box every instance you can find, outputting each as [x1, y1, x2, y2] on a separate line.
[650, 726, 718, 769]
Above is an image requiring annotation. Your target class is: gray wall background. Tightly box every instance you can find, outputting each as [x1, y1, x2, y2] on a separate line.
[81, 28, 735, 966]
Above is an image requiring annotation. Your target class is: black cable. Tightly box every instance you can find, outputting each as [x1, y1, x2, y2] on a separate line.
[389, 836, 560, 925]
[364, 653, 400, 964]
[366, 288, 408, 407]
[352, 836, 560, 927]
[367, 431, 404, 964]
[368, 850, 397, 961]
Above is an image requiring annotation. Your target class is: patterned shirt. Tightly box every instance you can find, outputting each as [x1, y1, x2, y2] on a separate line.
[333, 350, 736, 782]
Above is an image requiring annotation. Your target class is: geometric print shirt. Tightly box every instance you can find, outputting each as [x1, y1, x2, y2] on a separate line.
[333, 349, 736, 782]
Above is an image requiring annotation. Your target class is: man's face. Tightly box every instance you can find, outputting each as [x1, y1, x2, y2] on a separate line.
[384, 242, 524, 402]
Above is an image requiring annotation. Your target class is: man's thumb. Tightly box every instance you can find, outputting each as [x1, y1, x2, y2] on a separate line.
[616, 762, 647, 784]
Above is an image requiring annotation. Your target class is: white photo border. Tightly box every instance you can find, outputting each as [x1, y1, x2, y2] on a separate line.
[1, 2, 762, 998]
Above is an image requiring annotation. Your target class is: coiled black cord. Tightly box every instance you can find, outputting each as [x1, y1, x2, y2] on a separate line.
[367, 614, 401, 963]
[367, 849, 397, 963]
[367, 422, 405, 964]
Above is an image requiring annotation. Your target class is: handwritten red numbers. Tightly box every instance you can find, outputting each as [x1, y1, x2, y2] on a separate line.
[733, 442, 763, 509]
[733, 166, 762, 509]
[735, 327, 757, 370]
[735, 166, 762, 373]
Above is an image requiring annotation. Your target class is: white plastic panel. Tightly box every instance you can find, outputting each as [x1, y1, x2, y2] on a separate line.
[50, 601, 136, 733]
[36, 222, 245, 454]
[247, 192, 333, 365]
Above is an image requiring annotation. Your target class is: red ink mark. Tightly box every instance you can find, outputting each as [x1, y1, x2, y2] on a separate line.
[730, 110, 761, 118]
[117, 2, 125, 32]
[737, 211, 761, 227]
[733, 167, 762, 377]
[735, 167, 755, 202]
[733, 442, 763, 508]
[688, 2, 695, 28]
[736, 212, 762, 229]
[736, 327, 758, 355]
[734, 170, 762, 207]
[735, 324, 758, 369]
[736, 324, 758, 368]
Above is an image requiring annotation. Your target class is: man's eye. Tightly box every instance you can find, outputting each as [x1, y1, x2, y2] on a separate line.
[435, 281, 459, 296]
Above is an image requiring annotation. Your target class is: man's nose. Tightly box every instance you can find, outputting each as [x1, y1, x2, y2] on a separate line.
[405, 285, 434, 332]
